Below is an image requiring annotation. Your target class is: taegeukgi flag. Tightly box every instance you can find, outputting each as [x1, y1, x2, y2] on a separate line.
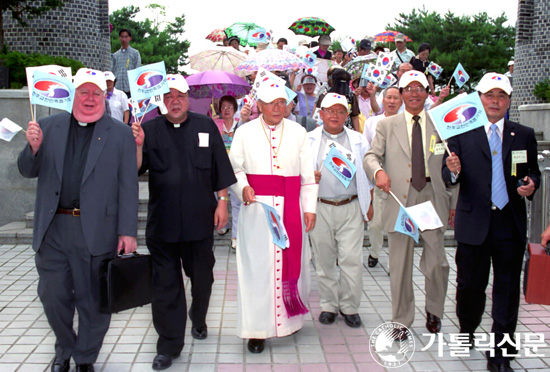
[0, 118, 23, 142]
[427, 61, 444, 79]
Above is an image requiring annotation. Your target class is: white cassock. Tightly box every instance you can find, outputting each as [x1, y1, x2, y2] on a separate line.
[229, 117, 318, 339]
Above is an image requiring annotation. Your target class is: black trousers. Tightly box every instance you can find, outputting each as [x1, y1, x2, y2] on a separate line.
[35, 214, 114, 364]
[455, 205, 525, 363]
[146, 236, 215, 355]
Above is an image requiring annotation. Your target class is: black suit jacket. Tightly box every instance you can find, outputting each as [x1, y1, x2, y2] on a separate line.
[18, 112, 139, 255]
[442, 120, 540, 245]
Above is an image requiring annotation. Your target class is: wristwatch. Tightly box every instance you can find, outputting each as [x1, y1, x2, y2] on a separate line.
[217, 196, 229, 201]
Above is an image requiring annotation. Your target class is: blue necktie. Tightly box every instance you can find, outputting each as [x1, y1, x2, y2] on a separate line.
[489, 124, 508, 209]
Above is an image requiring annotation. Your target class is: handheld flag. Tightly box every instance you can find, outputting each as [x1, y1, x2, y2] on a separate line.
[127, 62, 170, 102]
[248, 28, 269, 45]
[405, 201, 444, 231]
[362, 64, 389, 86]
[260, 202, 289, 249]
[30, 70, 75, 113]
[302, 51, 317, 67]
[128, 98, 158, 119]
[375, 52, 395, 71]
[340, 38, 357, 53]
[0, 118, 23, 142]
[251, 68, 295, 103]
[323, 146, 357, 189]
[428, 92, 488, 140]
[452, 63, 470, 88]
[427, 62, 444, 79]
[378, 73, 397, 89]
[394, 205, 420, 243]
[26, 65, 72, 99]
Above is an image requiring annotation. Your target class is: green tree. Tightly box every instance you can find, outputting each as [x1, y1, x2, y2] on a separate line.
[386, 8, 515, 90]
[109, 5, 190, 74]
[0, 0, 69, 51]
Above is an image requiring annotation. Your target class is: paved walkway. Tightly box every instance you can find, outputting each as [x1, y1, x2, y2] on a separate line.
[0, 241, 549, 372]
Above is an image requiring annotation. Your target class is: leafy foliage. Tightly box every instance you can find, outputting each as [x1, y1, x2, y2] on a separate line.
[385, 8, 515, 90]
[109, 5, 190, 74]
[533, 79, 550, 103]
[0, 50, 84, 88]
[0, 0, 69, 50]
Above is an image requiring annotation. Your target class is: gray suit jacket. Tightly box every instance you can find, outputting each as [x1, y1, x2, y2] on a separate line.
[18, 112, 138, 255]
[363, 112, 455, 233]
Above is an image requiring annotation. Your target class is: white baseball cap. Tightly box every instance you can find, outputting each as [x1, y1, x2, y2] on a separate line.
[476, 72, 512, 95]
[508, 60, 514, 67]
[166, 74, 189, 93]
[257, 82, 288, 103]
[399, 70, 429, 89]
[73, 68, 107, 91]
[321, 93, 349, 113]
[104, 71, 116, 81]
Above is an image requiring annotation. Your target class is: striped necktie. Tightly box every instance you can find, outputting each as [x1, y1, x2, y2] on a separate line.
[489, 124, 508, 209]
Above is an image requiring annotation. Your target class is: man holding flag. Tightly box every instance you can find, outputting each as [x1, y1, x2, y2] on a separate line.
[307, 93, 374, 328]
[364, 71, 455, 337]
[443, 73, 540, 372]
[19, 68, 138, 372]
[229, 83, 318, 354]
[132, 74, 236, 370]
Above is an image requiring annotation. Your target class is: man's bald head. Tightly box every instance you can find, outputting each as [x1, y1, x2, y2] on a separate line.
[397, 63, 413, 79]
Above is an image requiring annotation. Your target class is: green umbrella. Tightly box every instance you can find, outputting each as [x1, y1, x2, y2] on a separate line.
[225, 22, 268, 47]
[288, 17, 335, 37]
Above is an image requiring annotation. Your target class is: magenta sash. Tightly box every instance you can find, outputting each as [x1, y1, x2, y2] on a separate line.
[247, 174, 308, 317]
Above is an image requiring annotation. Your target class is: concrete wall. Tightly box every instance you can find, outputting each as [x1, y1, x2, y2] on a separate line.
[519, 103, 550, 140]
[0, 90, 61, 226]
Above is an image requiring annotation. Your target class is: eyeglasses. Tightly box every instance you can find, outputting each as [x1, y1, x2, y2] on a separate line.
[263, 99, 287, 108]
[322, 108, 348, 116]
[402, 86, 427, 93]
[221, 105, 234, 111]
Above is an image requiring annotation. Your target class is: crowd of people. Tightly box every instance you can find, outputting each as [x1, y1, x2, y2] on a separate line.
[17, 27, 542, 372]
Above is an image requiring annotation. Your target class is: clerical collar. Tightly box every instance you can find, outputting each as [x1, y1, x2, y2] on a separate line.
[78, 121, 88, 127]
[322, 128, 345, 139]
[260, 115, 282, 129]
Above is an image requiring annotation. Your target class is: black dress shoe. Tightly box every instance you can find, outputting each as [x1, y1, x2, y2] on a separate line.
[192, 325, 208, 340]
[319, 311, 337, 325]
[426, 311, 441, 333]
[392, 327, 408, 341]
[339, 311, 362, 328]
[51, 358, 70, 372]
[152, 354, 179, 371]
[487, 360, 514, 372]
[368, 255, 379, 268]
[247, 338, 265, 354]
[75, 364, 94, 372]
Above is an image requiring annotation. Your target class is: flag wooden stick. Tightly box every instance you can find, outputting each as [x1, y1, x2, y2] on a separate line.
[138, 100, 151, 126]
[389, 190, 405, 208]
[29, 100, 35, 122]
[447, 75, 454, 87]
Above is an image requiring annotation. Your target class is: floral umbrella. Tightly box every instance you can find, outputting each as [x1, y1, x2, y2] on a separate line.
[235, 49, 309, 72]
[373, 31, 412, 43]
[205, 28, 227, 43]
[288, 17, 335, 37]
[189, 46, 248, 77]
[224, 22, 267, 47]
[185, 71, 251, 99]
[344, 54, 378, 78]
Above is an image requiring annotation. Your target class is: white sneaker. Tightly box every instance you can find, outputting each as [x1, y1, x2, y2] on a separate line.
[231, 238, 237, 250]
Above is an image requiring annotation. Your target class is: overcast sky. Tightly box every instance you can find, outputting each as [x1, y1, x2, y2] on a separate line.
[108, 0, 518, 66]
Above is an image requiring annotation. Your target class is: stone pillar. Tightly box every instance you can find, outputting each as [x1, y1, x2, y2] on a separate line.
[510, 0, 550, 122]
[2, 0, 111, 71]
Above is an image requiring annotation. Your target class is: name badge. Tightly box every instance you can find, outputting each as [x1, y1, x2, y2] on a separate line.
[512, 150, 527, 164]
[434, 143, 445, 155]
[198, 132, 209, 147]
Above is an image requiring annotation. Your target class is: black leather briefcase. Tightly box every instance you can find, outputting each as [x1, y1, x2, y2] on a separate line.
[99, 253, 153, 314]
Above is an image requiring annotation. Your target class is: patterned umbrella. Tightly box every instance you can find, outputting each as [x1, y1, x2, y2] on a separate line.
[235, 49, 309, 72]
[344, 54, 378, 78]
[373, 31, 412, 43]
[205, 28, 227, 43]
[288, 17, 335, 37]
[185, 71, 251, 99]
[189, 46, 248, 77]
[224, 22, 268, 47]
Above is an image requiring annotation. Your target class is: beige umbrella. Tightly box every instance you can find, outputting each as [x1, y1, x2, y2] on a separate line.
[189, 46, 248, 77]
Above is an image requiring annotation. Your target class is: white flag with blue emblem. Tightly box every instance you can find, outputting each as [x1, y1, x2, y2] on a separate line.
[260, 202, 289, 249]
[428, 92, 488, 140]
[323, 146, 357, 189]
[127, 62, 170, 101]
[452, 62, 470, 88]
[30, 70, 75, 113]
[394, 206, 420, 243]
